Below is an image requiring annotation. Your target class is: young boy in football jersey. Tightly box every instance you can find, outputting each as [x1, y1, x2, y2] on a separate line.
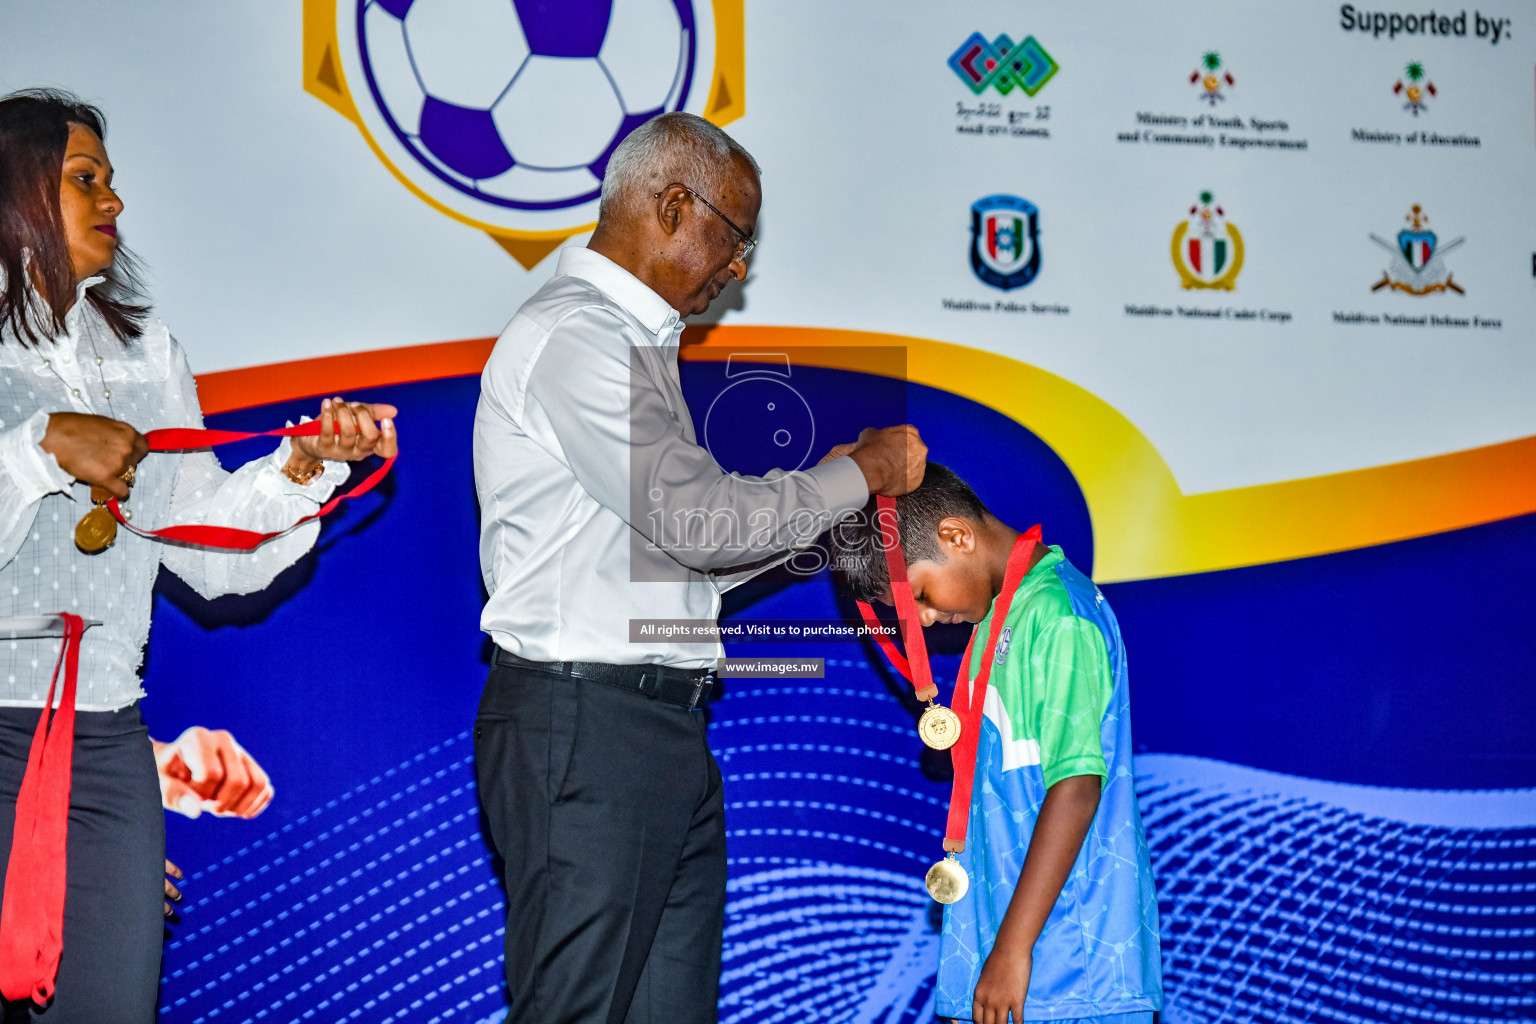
[832, 464, 1162, 1024]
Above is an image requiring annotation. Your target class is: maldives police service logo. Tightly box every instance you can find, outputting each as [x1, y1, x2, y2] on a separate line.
[303, 0, 745, 268]
[1171, 191, 1244, 290]
[1371, 203, 1465, 295]
[970, 195, 1040, 290]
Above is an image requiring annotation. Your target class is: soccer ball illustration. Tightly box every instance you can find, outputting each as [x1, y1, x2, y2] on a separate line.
[357, 0, 699, 213]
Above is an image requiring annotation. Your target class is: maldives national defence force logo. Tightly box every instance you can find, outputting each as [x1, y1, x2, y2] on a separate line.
[1172, 191, 1243, 290]
[1372, 204, 1465, 295]
[303, 0, 745, 268]
[949, 33, 1059, 96]
[971, 196, 1041, 290]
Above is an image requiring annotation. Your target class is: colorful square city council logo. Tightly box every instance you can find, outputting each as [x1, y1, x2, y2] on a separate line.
[948, 33, 1059, 96]
[302, 0, 745, 268]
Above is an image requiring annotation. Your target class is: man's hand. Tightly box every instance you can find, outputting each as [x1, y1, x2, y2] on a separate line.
[828, 425, 927, 497]
[164, 860, 183, 919]
[152, 726, 275, 819]
[972, 942, 1031, 1024]
[40, 412, 149, 500]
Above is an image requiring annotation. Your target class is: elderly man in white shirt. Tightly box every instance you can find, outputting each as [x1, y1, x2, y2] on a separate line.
[473, 112, 925, 1024]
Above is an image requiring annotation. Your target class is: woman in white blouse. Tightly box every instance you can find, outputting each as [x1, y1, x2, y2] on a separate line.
[0, 89, 399, 1021]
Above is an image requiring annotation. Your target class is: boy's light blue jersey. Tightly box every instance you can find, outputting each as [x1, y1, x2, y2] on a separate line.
[936, 547, 1162, 1021]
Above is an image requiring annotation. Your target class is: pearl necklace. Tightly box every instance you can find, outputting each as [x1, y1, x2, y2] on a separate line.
[38, 343, 115, 411]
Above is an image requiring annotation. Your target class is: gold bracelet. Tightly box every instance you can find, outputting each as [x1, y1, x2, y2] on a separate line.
[282, 461, 325, 486]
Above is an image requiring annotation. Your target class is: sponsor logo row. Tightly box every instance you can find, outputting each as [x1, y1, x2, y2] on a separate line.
[969, 193, 1471, 299]
[951, 32, 1490, 150]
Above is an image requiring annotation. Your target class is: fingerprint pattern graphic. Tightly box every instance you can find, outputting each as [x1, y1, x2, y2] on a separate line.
[157, 659, 1536, 1023]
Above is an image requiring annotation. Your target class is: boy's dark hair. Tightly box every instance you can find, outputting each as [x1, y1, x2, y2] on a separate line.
[831, 462, 989, 602]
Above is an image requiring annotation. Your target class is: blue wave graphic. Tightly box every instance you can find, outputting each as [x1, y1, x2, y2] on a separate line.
[158, 659, 1536, 1022]
[1138, 755, 1536, 1024]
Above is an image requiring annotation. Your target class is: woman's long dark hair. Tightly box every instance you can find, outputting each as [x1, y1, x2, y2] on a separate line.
[0, 88, 147, 346]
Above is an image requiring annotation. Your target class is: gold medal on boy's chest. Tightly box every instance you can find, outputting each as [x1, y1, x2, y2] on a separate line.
[925, 853, 969, 904]
[917, 701, 961, 750]
[74, 486, 118, 554]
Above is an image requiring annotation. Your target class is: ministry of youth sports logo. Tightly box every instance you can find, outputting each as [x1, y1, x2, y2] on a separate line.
[970, 195, 1041, 291]
[304, 0, 745, 268]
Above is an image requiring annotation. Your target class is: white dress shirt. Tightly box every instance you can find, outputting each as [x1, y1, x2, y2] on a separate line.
[474, 247, 869, 669]
[0, 275, 344, 710]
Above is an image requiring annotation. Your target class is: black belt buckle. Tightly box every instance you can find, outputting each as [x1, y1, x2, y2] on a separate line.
[690, 673, 714, 709]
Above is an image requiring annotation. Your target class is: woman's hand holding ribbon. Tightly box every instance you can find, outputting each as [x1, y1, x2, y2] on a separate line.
[40, 412, 148, 500]
[285, 396, 398, 479]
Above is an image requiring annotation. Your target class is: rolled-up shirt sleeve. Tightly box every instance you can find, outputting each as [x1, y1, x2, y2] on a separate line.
[522, 306, 868, 573]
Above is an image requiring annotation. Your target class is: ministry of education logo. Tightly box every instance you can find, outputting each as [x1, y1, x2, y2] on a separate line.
[302, 0, 745, 269]
[1394, 62, 1437, 115]
[1371, 204, 1465, 295]
[970, 195, 1040, 291]
[1190, 51, 1234, 105]
[1172, 191, 1243, 290]
[948, 33, 1059, 97]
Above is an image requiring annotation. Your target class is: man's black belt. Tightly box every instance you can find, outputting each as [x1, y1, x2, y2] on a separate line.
[494, 648, 715, 710]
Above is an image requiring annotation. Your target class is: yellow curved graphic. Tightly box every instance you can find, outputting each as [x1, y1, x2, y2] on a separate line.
[197, 323, 1535, 583]
[681, 326, 1536, 582]
[300, 0, 745, 269]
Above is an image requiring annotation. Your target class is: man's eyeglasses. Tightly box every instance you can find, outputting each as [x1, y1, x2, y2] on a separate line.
[654, 183, 756, 263]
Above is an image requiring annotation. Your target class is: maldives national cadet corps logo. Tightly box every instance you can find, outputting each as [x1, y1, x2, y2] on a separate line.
[1172, 191, 1243, 290]
[970, 196, 1041, 291]
[948, 33, 1059, 97]
[1190, 51, 1234, 104]
[1371, 204, 1465, 295]
[1394, 62, 1437, 115]
[302, 0, 745, 268]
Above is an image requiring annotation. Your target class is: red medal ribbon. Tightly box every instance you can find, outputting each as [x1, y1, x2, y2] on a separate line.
[942, 527, 1040, 846]
[0, 614, 85, 1004]
[856, 495, 1041, 849]
[0, 420, 394, 1003]
[106, 420, 395, 550]
[855, 497, 937, 698]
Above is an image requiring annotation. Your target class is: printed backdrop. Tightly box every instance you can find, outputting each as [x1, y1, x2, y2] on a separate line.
[2, 2, 1534, 1022]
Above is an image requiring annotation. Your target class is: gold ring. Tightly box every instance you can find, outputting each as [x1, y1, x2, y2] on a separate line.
[119, 465, 136, 486]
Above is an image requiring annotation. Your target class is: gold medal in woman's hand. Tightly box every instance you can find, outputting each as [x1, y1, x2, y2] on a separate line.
[74, 485, 118, 554]
[917, 701, 961, 750]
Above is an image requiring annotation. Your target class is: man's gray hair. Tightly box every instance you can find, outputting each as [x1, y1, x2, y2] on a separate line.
[598, 112, 760, 223]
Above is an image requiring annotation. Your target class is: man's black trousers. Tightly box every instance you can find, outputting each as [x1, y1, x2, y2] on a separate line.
[475, 662, 726, 1024]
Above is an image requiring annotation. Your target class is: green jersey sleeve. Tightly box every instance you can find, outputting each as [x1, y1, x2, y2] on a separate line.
[1031, 616, 1114, 789]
